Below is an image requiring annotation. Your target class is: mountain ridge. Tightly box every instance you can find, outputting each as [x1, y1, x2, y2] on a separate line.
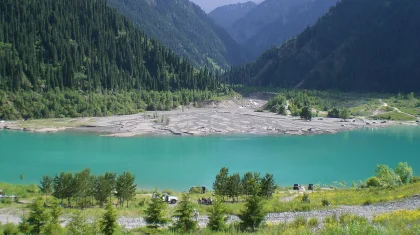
[224, 0, 338, 58]
[107, 0, 251, 69]
[209, 1, 257, 29]
[226, 0, 420, 92]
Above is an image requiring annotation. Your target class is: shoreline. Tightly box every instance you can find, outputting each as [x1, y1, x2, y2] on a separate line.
[1, 98, 419, 137]
[1, 112, 418, 138]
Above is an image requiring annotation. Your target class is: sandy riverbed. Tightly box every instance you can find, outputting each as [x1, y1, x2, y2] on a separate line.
[2, 98, 414, 137]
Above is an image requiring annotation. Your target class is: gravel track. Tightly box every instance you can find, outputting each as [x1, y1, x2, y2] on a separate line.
[1, 197, 419, 229]
[101, 196, 420, 229]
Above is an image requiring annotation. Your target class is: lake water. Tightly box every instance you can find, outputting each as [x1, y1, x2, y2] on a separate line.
[1, 126, 419, 191]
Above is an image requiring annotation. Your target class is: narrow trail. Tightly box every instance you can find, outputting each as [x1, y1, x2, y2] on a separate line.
[373, 99, 418, 119]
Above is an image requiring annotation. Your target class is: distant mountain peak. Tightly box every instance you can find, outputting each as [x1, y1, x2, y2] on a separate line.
[209, 1, 258, 29]
[213, 1, 257, 11]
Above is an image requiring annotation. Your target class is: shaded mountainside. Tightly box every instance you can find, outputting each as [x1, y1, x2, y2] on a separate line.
[226, 0, 420, 93]
[106, 0, 251, 69]
[0, 0, 219, 93]
[209, 1, 257, 29]
[228, 0, 338, 58]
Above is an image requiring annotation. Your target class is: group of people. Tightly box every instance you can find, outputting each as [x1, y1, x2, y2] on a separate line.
[197, 197, 212, 205]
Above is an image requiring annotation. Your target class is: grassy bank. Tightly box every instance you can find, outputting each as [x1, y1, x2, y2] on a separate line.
[2, 181, 420, 215]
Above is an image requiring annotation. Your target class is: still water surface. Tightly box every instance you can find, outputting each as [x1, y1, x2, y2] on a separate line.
[1, 126, 419, 191]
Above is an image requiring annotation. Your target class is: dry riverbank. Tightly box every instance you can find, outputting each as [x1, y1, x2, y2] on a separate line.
[1, 98, 417, 137]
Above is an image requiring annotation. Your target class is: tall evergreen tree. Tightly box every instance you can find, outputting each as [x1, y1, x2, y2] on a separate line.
[94, 175, 113, 207]
[207, 198, 228, 231]
[239, 195, 266, 232]
[115, 172, 136, 208]
[39, 175, 53, 202]
[227, 173, 241, 202]
[100, 203, 118, 235]
[259, 173, 277, 198]
[145, 191, 168, 228]
[213, 167, 229, 200]
[27, 198, 51, 234]
[171, 194, 198, 233]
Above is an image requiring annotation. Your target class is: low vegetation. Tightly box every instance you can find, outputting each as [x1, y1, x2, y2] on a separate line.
[0, 88, 234, 120]
[259, 89, 419, 122]
[0, 163, 418, 234]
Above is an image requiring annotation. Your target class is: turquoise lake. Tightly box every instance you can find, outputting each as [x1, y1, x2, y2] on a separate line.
[0, 126, 419, 191]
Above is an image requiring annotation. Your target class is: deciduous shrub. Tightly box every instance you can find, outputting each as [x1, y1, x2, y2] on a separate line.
[366, 177, 381, 187]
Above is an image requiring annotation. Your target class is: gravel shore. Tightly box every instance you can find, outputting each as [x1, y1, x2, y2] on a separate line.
[2, 98, 400, 137]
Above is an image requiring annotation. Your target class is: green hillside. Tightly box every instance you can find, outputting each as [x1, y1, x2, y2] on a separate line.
[0, 0, 226, 120]
[107, 0, 251, 70]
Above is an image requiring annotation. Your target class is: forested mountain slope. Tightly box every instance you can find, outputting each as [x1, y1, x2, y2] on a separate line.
[0, 0, 220, 92]
[0, 0, 225, 119]
[227, 0, 420, 92]
[227, 0, 338, 58]
[106, 0, 251, 69]
[209, 1, 257, 29]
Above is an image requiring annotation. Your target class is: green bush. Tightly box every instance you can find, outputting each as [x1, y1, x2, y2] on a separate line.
[292, 217, 307, 228]
[363, 199, 373, 206]
[0, 198, 13, 205]
[301, 193, 311, 203]
[308, 218, 319, 227]
[2, 223, 19, 235]
[324, 215, 339, 224]
[339, 214, 367, 225]
[366, 177, 381, 188]
[322, 199, 331, 207]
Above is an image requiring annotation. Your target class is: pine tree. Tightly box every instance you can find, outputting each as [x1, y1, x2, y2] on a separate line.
[145, 191, 168, 228]
[43, 201, 63, 234]
[207, 198, 228, 231]
[227, 173, 241, 202]
[259, 173, 277, 198]
[101, 203, 118, 235]
[115, 171, 136, 208]
[66, 211, 90, 235]
[213, 167, 229, 200]
[238, 195, 266, 232]
[39, 175, 53, 203]
[27, 198, 51, 234]
[94, 175, 113, 207]
[171, 194, 197, 233]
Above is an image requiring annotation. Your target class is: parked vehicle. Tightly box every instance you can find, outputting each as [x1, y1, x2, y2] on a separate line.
[189, 186, 206, 194]
[153, 192, 178, 204]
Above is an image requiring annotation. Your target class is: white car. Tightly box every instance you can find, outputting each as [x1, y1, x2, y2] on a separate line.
[153, 192, 178, 204]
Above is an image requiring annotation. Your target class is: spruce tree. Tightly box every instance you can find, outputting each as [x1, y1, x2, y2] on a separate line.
[207, 198, 228, 231]
[171, 194, 198, 233]
[260, 173, 277, 198]
[27, 198, 51, 234]
[145, 191, 168, 228]
[115, 172, 136, 208]
[239, 195, 266, 232]
[213, 167, 229, 200]
[101, 203, 118, 235]
[43, 201, 63, 234]
[39, 175, 53, 203]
